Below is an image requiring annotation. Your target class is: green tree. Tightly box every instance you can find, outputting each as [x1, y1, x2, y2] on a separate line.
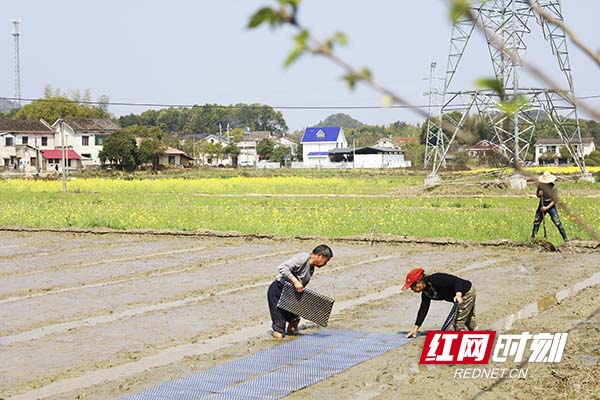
[98, 130, 138, 171]
[401, 142, 425, 168]
[117, 103, 289, 136]
[224, 142, 241, 166]
[157, 107, 186, 133]
[584, 150, 600, 166]
[559, 145, 572, 163]
[256, 138, 275, 160]
[119, 113, 144, 128]
[229, 128, 245, 142]
[14, 96, 110, 122]
[120, 124, 166, 141]
[138, 137, 164, 170]
[270, 146, 291, 164]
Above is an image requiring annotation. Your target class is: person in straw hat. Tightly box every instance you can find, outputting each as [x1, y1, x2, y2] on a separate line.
[531, 171, 568, 241]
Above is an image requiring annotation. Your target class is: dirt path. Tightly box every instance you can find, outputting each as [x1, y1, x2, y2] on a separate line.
[0, 231, 598, 399]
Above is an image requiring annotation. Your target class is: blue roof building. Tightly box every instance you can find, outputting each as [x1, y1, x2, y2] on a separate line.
[301, 126, 347, 166]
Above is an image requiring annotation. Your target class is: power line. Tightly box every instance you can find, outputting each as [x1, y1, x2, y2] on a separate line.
[2, 94, 600, 111]
[0, 96, 431, 110]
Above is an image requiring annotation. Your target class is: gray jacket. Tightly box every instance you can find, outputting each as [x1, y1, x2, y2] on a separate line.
[276, 253, 314, 286]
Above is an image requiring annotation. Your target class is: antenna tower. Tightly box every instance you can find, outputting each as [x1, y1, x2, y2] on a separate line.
[12, 18, 22, 106]
[427, 0, 592, 182]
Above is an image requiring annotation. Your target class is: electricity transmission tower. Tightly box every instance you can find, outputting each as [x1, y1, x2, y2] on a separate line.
[424, 0, 593, 184]
[12, 18, 22, 107]
[423, 62, 444, 174]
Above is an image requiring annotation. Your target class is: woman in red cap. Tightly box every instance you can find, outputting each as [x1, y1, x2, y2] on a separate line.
[403, 268, 477, 338]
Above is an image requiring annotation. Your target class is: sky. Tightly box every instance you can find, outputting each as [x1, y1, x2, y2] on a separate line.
[1, 0, 600, 133]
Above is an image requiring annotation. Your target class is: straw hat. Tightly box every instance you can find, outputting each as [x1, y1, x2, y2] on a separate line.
[538, 171, 557, 184]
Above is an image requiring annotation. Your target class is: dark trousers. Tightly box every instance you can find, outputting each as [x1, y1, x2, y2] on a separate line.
[532, 206, 567, 240]
[267, 280, 300, 333]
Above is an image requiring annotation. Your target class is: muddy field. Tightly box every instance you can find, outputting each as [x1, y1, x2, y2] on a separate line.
[1, 230, 599, 400]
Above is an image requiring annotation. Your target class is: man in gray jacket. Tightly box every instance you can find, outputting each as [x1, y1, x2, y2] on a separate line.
[267, 244, 333, 338]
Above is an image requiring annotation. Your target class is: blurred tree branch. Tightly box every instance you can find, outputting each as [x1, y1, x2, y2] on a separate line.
[248, 0, 600, 241]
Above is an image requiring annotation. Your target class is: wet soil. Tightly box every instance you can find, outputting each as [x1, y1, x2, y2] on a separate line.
[0, 229, 598, 400]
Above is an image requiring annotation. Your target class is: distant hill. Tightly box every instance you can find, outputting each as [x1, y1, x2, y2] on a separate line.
[0, 98, 19, 113]
[316, 113, 364, 129]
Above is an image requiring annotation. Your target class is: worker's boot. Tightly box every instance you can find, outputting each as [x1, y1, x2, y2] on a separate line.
[558, 224, 568, 241]
[530, 223, 540, 239]
[287, 320, 300, 335]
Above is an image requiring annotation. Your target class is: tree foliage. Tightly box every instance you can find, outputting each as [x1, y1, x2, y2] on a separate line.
[257, 138, 275, 160]
[270, 146, 291, 164]
[99, 125, 169, 171]
[99, 130, 138, 171]
[14, 96, 110, 122]
[584, 150, 600, 166]
[119, 104, 288, 136]
[138, 138, 164, 170]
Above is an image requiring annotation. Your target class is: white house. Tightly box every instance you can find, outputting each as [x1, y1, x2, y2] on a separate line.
[55, 118, 120, 167]
[195, 134, 233, 166]
[235, 131, 297, 167]
[0, 119, 55, 172]
[301, 126, 347, 167]
[236, 131, 272, 166]
[534, 137, 596, 164]
[272, 135, 298, 160]
[237, 140, 257, 166]
[375, 138, 397, 148]
[328, 146, 411, 169]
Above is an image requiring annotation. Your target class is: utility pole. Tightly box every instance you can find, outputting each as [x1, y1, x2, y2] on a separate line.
[429, 0, 592, 184]
[352, 134, 355, 169]
[35, 138, 41, 174]
[40, 118, 67, 193]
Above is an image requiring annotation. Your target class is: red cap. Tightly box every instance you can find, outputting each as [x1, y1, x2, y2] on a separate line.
[402, 268, 424, 290]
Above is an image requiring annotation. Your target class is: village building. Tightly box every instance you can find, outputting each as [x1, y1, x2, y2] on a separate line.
[300, 126, 347, 167]
[54, 118, 120, 167]
[160, 147, 193, 167]
[328, 146, 411, 169]
[375, 136, 418, 149]
[465, 139, 501, 158]
[534, 137, 596, 164]
[0, 119, 55, 172]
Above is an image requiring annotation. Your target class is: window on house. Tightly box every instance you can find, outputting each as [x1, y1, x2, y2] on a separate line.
[82, 136, 89, 146]
[5, 137, 14, 147]
[82, 153, 91, 159]
[95, 135, 105, 146]
[22, 136, 29, 145]
[41, 137, 48, 146]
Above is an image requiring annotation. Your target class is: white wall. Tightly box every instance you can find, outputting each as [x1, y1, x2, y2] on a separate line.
[62, 127, 106, 166]
[302, 142, 335, 166]
[534, 141, 596, 163]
